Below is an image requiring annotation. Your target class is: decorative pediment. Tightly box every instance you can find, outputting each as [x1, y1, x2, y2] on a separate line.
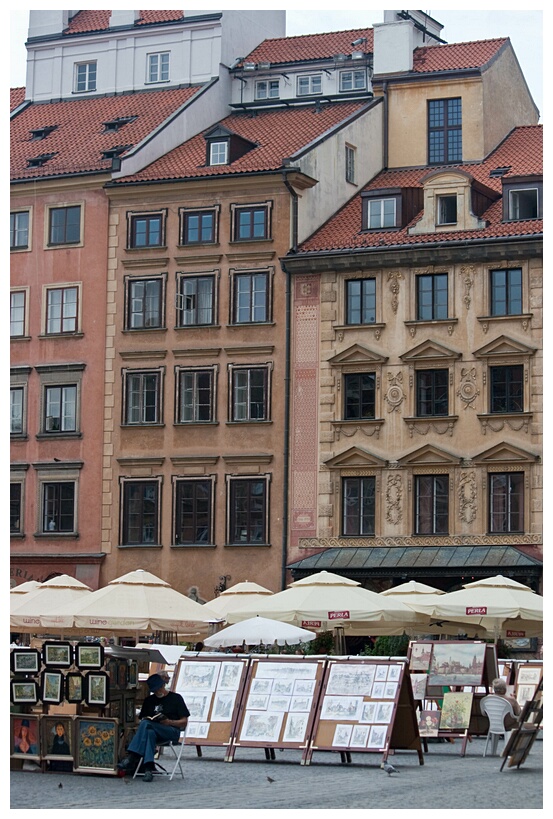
[472, 442, 540, 465]
[400, 339, 461, 363]
[324, 446, 387, 469]
[473, 335, 537, 359]
[327, 344, 388, 368]
[397, 444, 461, 466]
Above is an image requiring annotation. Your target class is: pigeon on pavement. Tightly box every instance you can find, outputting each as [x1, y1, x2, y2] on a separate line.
[267, 776, 275, 783]
[382, 761, 399, 776]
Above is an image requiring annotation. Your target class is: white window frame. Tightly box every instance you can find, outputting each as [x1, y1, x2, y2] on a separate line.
[11, 210, 31, 250]
[147, 52, 170, 83]
[436, 194, 457, 226]
[339, 69, 366, 92]
[297, 74, 322, 96]
[255, 79, 280, 100]
[74, 61, 97, 93]
[36, 363, 85, 437]
[368, 198, 396, 229]
[209, 141, 229, 166]
[43, 284, 80, 335]
[508, 188, 539, 221]
[345, 144, 356, 185]
[10, 288, 29, 338]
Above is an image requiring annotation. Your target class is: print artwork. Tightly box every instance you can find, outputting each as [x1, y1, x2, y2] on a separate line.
[367, 724, 387, 749]
[267, 695, 291, 712]
[387, 664, 402, 681]
[374, 702, 394, 724]
[418, 710, 440, 736]
[375, 665, 389, 682]
[332, 723, 353, 747]
[42, 716, 73, 759]
[240, 711, 284, 743]
[250, 678, 273, 696]
[246, 693, 269, 711]
[184, 693, 212, 722]
[282, 712, 309, 744]
[217, 662, 242, 691]
[320, 696, 363, 721]
[176, 662, 220, 693]
[11, 715, 40, 758]
[292, 678, 316, 696]
[11, 649, 41, 674]
[409, 643, 432, 672]
[410, 673, 427, 701]
[211, 691, 237, 722]
[350, 724, 370, 747]
[255, 662, 317, 679]
[289, 695, 312, 712]
[359, 701, 377, 724]
[326, 664, 376, 696]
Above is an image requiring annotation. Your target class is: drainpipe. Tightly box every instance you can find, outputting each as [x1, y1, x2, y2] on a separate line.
[382, 80, 389, 169]
[280, 171, 298, 590]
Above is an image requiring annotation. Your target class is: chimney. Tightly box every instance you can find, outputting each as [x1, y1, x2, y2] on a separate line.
[109, 10, 140, 28]
[373, 10, 444, 76]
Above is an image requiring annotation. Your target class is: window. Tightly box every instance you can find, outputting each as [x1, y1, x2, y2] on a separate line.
[342, 477, 375, 536]
[181, 209, 217, 244]
[124, 370, 162, 425]
[44, 385, 77, 433]
[177, 368, 215, 423]
[74, 62, 97, 93]
[177, 274, 215, 327]
[428, 98, 462, 164]
[147, 52, 169, 83]
[489, 472, 524, 533]
[10, 388, 24, 434]
[490, 268, 522, 316]
[345, 145, 356, 184]
[231, 366, 269, 422]
[126, 278, 163, 329]
[11, 483, 22, 534]
[437, 195, 457, 225]
[11, 211, 29, 249]
[42, 482, 75, 533]
[509, 189, 538, 220]
[415, 475, 448, 534]
[128, 212, 165, 248]
[339, 70, 366, 92]
[10, 291, 27, 337]
[45, 287, 78, 334]
[417, 273, 448, 320]
[122, 481, 159, 545]
[174, 479, 213, 545]
[489, 365, 523, 413]
[255, 79, 280, 99]
[416, 369, 448, 417]
[233, 205, 270, 241]
[48, 206, 81, 245]
[346, 278, 376, 325]
[344, 373, 375, 420]
[233, 271, 269, 323]
[367, 198, 396, 229]
[209, 141, 228, 166]
[228, 477, 268, 544]
[297, 74, 322, 96]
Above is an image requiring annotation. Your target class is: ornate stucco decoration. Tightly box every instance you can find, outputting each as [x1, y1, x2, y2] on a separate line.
[387, 271, 404, 314]
[458, 470, 477, 523]
[384, 372, 405, 413]
[457, 367, 480, 410]
[386, 473, 403, 525]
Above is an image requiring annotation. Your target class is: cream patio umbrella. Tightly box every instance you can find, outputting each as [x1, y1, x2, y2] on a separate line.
[407, 575, 543, 640]
[204, 580, 273, 622]
[204, 616, 317, 648]
[39, 569, 219, 636]
[225, 571, 422, 636]
[10, 580, 42, 595]
[10, 575, 93, 632]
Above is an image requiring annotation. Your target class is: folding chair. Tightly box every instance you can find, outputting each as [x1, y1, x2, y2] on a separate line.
[132, 730, 186, 780]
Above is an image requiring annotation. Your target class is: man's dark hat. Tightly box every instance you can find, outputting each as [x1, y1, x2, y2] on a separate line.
[146, 673, 165, 692]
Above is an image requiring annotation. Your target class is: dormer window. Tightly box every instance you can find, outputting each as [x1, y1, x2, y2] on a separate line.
[339, 70, 366, 92]
[27, 153, 56, 168]
[297, 74, 322, 96]
[509, 189, 538, 220]
[30, 126, 57, 141]
[209, 141, 229, 166]
[255, 80, 280, 100]
[501, 176, 542, 221]
[437, 195, 457, 225]
[101, 145, 132, 160]
[362, 190, 402, 230]
[102, 117, 137, 133]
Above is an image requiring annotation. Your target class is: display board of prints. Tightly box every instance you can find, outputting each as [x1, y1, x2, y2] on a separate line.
[307, 658, 421, 764]
[228, 656, 326, 762]
[514, 663, 542, 708]
[172, 655, 249, 749]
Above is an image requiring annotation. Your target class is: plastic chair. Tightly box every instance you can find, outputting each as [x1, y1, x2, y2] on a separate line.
[132, 730, 186, 780]
[480, 695, 515, 757]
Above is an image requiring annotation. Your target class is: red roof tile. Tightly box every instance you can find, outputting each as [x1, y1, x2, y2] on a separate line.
[65, 10, 184, 35]
[412, 38, 508, 74]
[120, 101, 371, 183]
[10, 86, 201, 181]
[298, 125, 543, 253]
[11, 88, 26, 112]
[243, 29, 373, 65]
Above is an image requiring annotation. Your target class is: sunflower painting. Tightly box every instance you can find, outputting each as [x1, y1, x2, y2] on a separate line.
[74, 718, 119, 774]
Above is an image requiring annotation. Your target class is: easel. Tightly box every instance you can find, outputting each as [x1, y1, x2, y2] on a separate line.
[500, 681, 543, 771]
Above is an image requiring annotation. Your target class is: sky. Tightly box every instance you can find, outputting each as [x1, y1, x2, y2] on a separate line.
[9, 6, 544, 119]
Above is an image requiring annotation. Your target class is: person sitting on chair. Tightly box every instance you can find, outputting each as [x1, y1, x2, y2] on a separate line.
[489, 677, 521, 729]
[118, 674, 189, 782]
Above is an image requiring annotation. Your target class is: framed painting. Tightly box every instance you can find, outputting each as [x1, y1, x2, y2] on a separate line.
[418, 710, 440, 737]
[409, 642, 432, 672]
[11, 714, 40, 759]
[117, 660, 128, 690]
[74, 717, 119, 774]
[124, 694, 137, 726]
[127, 661, 138, 689]
[75, 642, 104, 670]
[106, 658, 118, 688]
[516, 665, 542, 686]
[439, 692, 474, 731]
[428, 642, 486, 687]
[11, 678, 39, 705]
[43, 641, 73, 669]
[109, 694, 123, 720]
[41, 670, 63, 704]
[41, 715, 74, 760]
[85, 671, 109, 707]
[66, 672, 84, 703]
[11, 648, 41, 675]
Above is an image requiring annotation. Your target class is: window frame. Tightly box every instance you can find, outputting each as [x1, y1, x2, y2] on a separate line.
[339, 69, 367, 92]
[227, 474, 270, 546]
[10, 210, 30, 250]
[231, 202, 272, 242]
[341, 476, 376, 536]
[147, 51, 170, 84]
[508, 188, 539, 221]
[41, 481, 76, 534]
[427, 97, 462, 165]
[254, 79, 280, 100]
[176, 272, 217, 328]
[231, 269, 271, 325]
[10, 289, 29, 338]
[229, 364, 271, 423]
[297, 74, 322, 96]
[416, 273, 449, 321]
[345, 277, 377, 325]
[122, 368, 164, 426]
[10, 481, 23, 535]
[175, 365, 217, 424]
[415, 368, 449, 417]
[120, 478, 161, 546]
[208, 140, 229, 166]
[47, 205, 82, 247]
[36, 363, 84, 437]
[488, 471, 524, 534]
[436, 194, 457, 225]
[173, 477, 215, 546]
[489, 267, 523, 317]
[489, 364, 524, 414]
[414, 474, 449, 535]
[10, 386, 25, 435]
[74, 61, 97, 93]
[345, 144, 356, 184]
[44, 285, 80, 335]
[43, 384, 78, 434]
[125, 275, 165, 330]
[127, 210, 166, 249]
[180, 207, 219, 245]
[343, 372, 376, 421]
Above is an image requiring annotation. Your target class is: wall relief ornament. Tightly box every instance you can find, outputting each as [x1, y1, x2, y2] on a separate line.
[387, 271, 404, 314]
[457, 367, 480, 409]
[458, 471, 477, 524]
[386, 474, 403, 525]
[460, 265, 474, 310]
[384, 372, 405, 413]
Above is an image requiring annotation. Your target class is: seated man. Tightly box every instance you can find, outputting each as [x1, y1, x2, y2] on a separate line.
[118, 673, 189, 782]
[490, 677, 521, 729]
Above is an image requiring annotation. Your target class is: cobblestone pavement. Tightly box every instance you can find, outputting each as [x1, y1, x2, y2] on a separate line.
[10, 737, 543, 811]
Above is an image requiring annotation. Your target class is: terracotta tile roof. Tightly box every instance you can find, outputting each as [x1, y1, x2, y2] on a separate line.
[298, 125, 543, 254]
[119, 101, 371, 183]
[411, 38, 508, 74]
[64, 10, 184, 35]
[11, 88, 26, 112]
[243, 28, 373, 66]
[10, 86, 201, 181]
